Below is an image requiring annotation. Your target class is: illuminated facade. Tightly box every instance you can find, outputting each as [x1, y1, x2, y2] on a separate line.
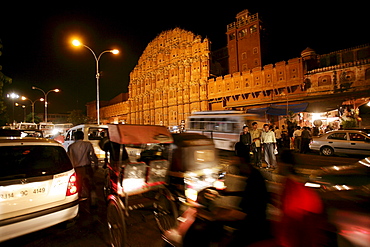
[126, 28, 211, 126]
[96, 9, 370, 128]
[226, 9, 263, 73]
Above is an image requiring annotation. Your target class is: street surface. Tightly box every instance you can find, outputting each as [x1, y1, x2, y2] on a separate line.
[1, 151, 364, 247]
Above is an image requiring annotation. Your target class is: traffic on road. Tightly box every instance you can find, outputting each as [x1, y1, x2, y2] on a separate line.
[1, 123, 369, 247]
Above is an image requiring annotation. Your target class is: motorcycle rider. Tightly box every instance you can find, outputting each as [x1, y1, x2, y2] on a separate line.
[183, 154, 269, 246]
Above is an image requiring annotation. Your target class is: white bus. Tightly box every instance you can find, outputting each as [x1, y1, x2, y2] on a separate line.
[38, 122, 55, 138]
[53, 123, 73, 135]
[186, 111, 265, 151]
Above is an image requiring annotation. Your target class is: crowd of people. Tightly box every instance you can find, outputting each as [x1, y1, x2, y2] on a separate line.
[238, 122, 314, 170]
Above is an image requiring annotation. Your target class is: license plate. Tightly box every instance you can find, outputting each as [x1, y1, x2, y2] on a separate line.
[0, 182, 48, 201]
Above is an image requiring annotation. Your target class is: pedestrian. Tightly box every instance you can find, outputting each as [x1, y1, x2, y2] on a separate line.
[293, 126, 302, 152]
[261, 124, 277, 169]
[67, 130, 98, 206]
[281, 125, 289, 147]
[249, 122, 262, 167]
[301, 127, 312, 153]
[274, 126, 282, 149]
[239, 126, 252, 164]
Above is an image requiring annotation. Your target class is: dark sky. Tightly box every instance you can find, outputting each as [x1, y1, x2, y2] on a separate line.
[1, 2, 368, 120]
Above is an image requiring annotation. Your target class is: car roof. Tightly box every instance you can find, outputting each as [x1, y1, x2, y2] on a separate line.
[0, 137, 63, 146]
[70, 124, 108, 129]
[325, 129, 368, 134]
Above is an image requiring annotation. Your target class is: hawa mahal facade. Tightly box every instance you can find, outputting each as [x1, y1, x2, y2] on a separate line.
[89, 9, 370, 127]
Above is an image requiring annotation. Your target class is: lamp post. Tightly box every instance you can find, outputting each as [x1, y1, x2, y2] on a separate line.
[6, 92, 19, 125]
[21, 96, 44, 123]
[15, 103, 27, 122]
[32, 87, 60, 123]
[72, 39, 119, 125]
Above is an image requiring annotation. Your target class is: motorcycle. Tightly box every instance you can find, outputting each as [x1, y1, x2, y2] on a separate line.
[162, 158, 270, 247]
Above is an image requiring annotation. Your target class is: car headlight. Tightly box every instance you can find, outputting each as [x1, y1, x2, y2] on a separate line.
[184, 168, 223, 201]
[185, 188, 198, 201]
[304, 182, 321, 188]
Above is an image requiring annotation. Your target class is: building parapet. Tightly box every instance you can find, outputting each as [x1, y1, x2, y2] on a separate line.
[318, 43, 370, 57]
[307, 58, 370, 74]
[227, 13, 259, 31]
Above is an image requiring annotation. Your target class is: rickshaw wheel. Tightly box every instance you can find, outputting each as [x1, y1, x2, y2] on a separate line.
[153, 188, 178, 233]
[103, 170, 112, 201]
[107, 197, 127, 247]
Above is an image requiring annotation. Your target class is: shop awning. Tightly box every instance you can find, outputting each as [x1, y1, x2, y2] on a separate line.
[246, 107, 269, 114]
[247, 103, 308, 116]
[305, 99, 344, 113]
[267, 103, 309, 115]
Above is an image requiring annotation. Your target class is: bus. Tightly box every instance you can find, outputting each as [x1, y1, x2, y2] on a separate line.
[14, 122, 38, 130]
[186, 111, 265, 151]
[53, 123, 73, 135]
[38, 122, 55, 138]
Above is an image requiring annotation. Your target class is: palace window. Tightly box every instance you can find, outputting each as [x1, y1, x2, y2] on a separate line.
[250, 25, 257, 33]
[242, 52, 247, 60]
[229, 33, 236, 41]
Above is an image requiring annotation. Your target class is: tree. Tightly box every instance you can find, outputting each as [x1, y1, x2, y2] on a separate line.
[25, 113, 42, 124]
[284, 111, 298, 137]
[67, 110, 89, 126]
[0, 39, 13, 126]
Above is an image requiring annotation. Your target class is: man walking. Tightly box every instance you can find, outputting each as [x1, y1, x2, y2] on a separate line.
[261, 124, 277, 169]
[250, 122, 262, 167]
[274, 126, 282, 149]
[301, 127, 312, 154]
[293, 126, 302, 152]
[239, 125, 252, 163]
[67, 130, 98, 206]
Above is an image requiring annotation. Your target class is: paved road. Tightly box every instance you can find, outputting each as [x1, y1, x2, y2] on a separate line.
[2, 151, 363, 247]
[1, 167, 165, 247]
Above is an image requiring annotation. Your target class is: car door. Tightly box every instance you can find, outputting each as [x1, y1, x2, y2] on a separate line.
[63, 128, 82, 151]
[326, 132, 348, 153]
[347, 132, 370, 155]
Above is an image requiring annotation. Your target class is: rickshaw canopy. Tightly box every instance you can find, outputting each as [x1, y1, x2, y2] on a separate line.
[107, 124, 173, 144]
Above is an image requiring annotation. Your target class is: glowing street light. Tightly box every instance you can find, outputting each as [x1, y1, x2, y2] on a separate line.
[15, 103, 27, 122]
[72, 39, 119, 125]
[7, 92, 20, 124]
[21, 96, 44, 123]
[32, 87, 60, 123]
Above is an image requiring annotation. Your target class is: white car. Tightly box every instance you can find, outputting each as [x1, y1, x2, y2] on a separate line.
[62, 124, 108, 163]
[0, 137, 79, 242]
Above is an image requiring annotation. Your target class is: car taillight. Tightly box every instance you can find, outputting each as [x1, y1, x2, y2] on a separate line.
[66, 173, 78, 196]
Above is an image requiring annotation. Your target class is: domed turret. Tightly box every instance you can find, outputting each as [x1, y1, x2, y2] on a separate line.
[301, 47, 316, 60]
[301, 47, 318, 72]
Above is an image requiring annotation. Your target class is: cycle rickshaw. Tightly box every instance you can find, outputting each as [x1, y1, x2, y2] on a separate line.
[101, 124, 178, 247]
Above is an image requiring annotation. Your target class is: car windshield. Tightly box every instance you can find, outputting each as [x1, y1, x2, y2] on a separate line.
[88, 127, 108, 140]
[0, 146, 73, 181]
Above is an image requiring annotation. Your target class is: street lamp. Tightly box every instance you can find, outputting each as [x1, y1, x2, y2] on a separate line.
[7, 92, 20, 124]
[72, 39, 119, 125]
[32, 87, 60, 123]
[15, 103, 27, 122]
[21, 96, 44, 123]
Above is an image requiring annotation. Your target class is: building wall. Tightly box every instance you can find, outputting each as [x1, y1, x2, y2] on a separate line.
[227, 9, 262, 73]
[96, 10, 370, 127]
[208, 57, 304, 109]
[126, 28, 211, 126]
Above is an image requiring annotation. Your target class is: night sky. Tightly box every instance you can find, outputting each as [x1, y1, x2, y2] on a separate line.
[1, 2, 368, 120]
